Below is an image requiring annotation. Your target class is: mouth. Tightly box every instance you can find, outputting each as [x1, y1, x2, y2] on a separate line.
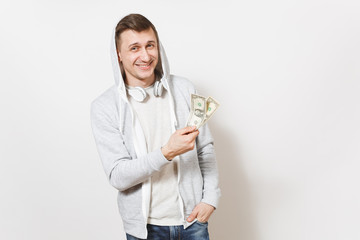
[135, 60, 153, 70]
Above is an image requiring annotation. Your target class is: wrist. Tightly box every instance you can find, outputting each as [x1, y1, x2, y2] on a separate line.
[161, 145, 174, 161]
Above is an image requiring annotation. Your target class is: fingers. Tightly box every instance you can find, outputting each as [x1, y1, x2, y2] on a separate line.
[187, 207, 199, 222]
[196, 208, 212, 222]
[183, 131, 199, 151]
[187, 129, 199, 140]
[187, 203, 215, 223]
[179, 127, 199, 142]
[164, 126, 199, 159]
[179, 126, 197, 135]
[196, 212, 208, 223]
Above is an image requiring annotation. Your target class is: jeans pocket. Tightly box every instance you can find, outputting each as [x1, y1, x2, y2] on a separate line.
[196, 220, 208, 226]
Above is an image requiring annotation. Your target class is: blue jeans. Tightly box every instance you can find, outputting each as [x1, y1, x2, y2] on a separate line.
[126, 222, 210, 240]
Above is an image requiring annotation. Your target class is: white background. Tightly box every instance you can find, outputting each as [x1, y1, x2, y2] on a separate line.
[1, 0, 359, 239]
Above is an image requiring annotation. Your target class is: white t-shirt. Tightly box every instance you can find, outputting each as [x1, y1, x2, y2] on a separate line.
[128, 83, 183, 226]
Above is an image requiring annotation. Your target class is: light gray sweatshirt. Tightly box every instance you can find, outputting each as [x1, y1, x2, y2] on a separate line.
[90, 28, 221, 239]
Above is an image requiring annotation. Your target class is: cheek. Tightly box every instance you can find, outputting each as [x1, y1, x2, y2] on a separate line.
[151, 50, 159, 59]
[150, 50, 159, 64]
[123, 54, 139, 66]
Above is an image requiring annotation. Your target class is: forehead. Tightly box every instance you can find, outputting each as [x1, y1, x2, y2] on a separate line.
[119, 28, 157, 47]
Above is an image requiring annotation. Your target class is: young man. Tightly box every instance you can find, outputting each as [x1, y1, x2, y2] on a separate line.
[91, 14, 220, 240]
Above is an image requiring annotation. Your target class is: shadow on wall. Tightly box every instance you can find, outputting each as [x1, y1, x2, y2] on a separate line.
[209, 125, 258, 240]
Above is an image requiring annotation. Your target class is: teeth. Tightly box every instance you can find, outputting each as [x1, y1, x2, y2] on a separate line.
[136, 61, 152, 67]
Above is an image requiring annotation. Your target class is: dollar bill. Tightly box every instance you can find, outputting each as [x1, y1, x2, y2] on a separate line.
[198, 96, 220, 128]
[186, 94, 207, 129]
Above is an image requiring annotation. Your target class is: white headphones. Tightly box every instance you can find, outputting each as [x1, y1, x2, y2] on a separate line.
[127, 80, 164, 102]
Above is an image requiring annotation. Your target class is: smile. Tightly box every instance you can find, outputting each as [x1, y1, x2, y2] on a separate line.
[135, 61, 153, 70]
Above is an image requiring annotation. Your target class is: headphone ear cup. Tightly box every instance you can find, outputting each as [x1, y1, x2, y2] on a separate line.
[128, 87, 147, 102]
[154, 81, 163, 97]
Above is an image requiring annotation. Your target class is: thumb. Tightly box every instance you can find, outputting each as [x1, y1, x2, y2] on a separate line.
[179, 126, 196, 135]
[189, 130, 199, 138]
[187, 208, 198, 222]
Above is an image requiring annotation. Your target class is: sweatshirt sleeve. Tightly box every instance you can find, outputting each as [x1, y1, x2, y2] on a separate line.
[90, 100, 169, 192]
[196, 117, 221, 209]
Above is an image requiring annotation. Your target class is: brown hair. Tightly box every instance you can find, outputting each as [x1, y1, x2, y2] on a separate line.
[115, 14, 163, 80]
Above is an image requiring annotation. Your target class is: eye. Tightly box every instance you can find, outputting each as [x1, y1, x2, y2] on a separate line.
[147, 43, 155, 48]
[130, 46, 138, 51]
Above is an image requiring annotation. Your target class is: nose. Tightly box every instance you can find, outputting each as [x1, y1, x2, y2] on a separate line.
[140, 48, 150, 62]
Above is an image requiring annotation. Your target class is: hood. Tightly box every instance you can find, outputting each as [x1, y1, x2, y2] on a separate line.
[110, 27, 171, 101]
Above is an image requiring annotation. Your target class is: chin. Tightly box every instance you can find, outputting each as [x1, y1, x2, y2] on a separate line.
[138, 71, 155, 80]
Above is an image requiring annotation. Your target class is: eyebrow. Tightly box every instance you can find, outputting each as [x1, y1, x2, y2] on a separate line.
[128, 40, 156, 48]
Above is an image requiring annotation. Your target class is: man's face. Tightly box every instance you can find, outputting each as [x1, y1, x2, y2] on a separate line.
[118, 28, 159, 87]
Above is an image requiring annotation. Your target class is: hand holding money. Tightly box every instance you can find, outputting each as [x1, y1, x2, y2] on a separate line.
[186, 94, 219, 129]
[161, 126, 199, 160]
